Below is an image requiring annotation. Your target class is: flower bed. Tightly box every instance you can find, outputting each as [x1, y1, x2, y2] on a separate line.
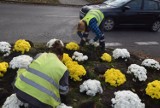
[0, 39, 160, 108]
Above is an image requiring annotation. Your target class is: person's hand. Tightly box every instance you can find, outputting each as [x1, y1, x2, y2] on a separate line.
[80, 37, 89, 46]
[89, 39, 94, 44]
[93, 42, 99, 47]
[82, 37, 87, 41]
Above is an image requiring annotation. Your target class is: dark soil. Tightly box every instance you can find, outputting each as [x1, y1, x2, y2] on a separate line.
[0, 43, 160, 108]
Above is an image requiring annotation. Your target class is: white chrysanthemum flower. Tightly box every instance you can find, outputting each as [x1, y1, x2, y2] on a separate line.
[2, 94, 28, 108]
[9, 55, 33, 69]
[80, 79, 103, 96]
[113, 48, 130, 59]
[72, 51, 88, 62]
[127, 64, 147, 81]
[46, 38, 64, 48]
[0, 41, 11, 57]
[141, 59, 160, 70]
[93, 42, 99, 47]
[111, 90, 145, 108]
[57, 103, 72, 108]
[89, 39, 99, 47]
[83, 55, 88, 60]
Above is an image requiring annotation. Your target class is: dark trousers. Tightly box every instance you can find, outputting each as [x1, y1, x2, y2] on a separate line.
[14, 87, 52, 108]
[17, 95, 37, 108]
[99, 19, 105, 32]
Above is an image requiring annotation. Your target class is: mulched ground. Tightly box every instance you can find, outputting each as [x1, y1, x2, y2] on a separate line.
[0, 43, 160, 108]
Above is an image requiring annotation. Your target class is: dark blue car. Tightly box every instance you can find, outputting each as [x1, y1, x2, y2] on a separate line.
[80, 0, 160, 32]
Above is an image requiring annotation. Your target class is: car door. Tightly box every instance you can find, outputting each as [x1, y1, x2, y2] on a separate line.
[118, 0, 143, 25]
[139, 0, 160, 25]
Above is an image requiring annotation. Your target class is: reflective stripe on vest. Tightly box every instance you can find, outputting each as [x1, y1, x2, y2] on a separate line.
[27, 67, 69, 95]
[19, 74, 60, 102]
[82, 9, 104, 26]
[59, 85, 69, 95]
[27, 67, 59, 90]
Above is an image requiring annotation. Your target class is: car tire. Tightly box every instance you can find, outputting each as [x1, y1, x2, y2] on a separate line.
[104, 18, 115, 31]
[151, 20, 160, 32]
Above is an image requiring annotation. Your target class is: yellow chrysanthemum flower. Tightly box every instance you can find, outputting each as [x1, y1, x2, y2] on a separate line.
[104, 68, 126, 87]
[62, 53, 72, 64]
[13, 39, 31, 54]
[65, 42, 79, 50]
[146, 80, 160, 99]
[63, 53, 86, 81]
[0, 62, 9, 77]
[0, 72, 4, 77]
[101, 53, 112, 62]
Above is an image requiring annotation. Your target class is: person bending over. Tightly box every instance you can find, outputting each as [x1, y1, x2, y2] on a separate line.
[77, 9, 105, 50]
[14, 39, 69, 108]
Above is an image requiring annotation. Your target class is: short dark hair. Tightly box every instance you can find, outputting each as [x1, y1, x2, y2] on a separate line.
[51, 40, 64, 56]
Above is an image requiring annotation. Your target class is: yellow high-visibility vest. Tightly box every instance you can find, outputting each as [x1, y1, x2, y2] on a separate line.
[15, 53, 67, 108]
[82, 9, 104, 26]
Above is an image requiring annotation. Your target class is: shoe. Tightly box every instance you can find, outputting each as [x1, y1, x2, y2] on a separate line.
[80, 39, 86, 46]
[100, 42, 105, 51]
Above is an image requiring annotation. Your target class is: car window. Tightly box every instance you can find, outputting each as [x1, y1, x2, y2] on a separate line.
[127, 0, 142, 10]
[143, 0, 159, 10]
[103, 0, 131, 7]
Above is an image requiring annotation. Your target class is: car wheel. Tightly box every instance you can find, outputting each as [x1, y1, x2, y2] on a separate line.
[104, 18, 115, 31]
[151, 20, 160, 32]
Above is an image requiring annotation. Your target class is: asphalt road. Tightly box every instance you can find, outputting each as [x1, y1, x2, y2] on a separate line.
[0, 3, 160, 60]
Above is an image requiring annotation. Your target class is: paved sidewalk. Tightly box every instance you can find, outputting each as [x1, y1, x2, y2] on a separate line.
[59, 0, 88, 6]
